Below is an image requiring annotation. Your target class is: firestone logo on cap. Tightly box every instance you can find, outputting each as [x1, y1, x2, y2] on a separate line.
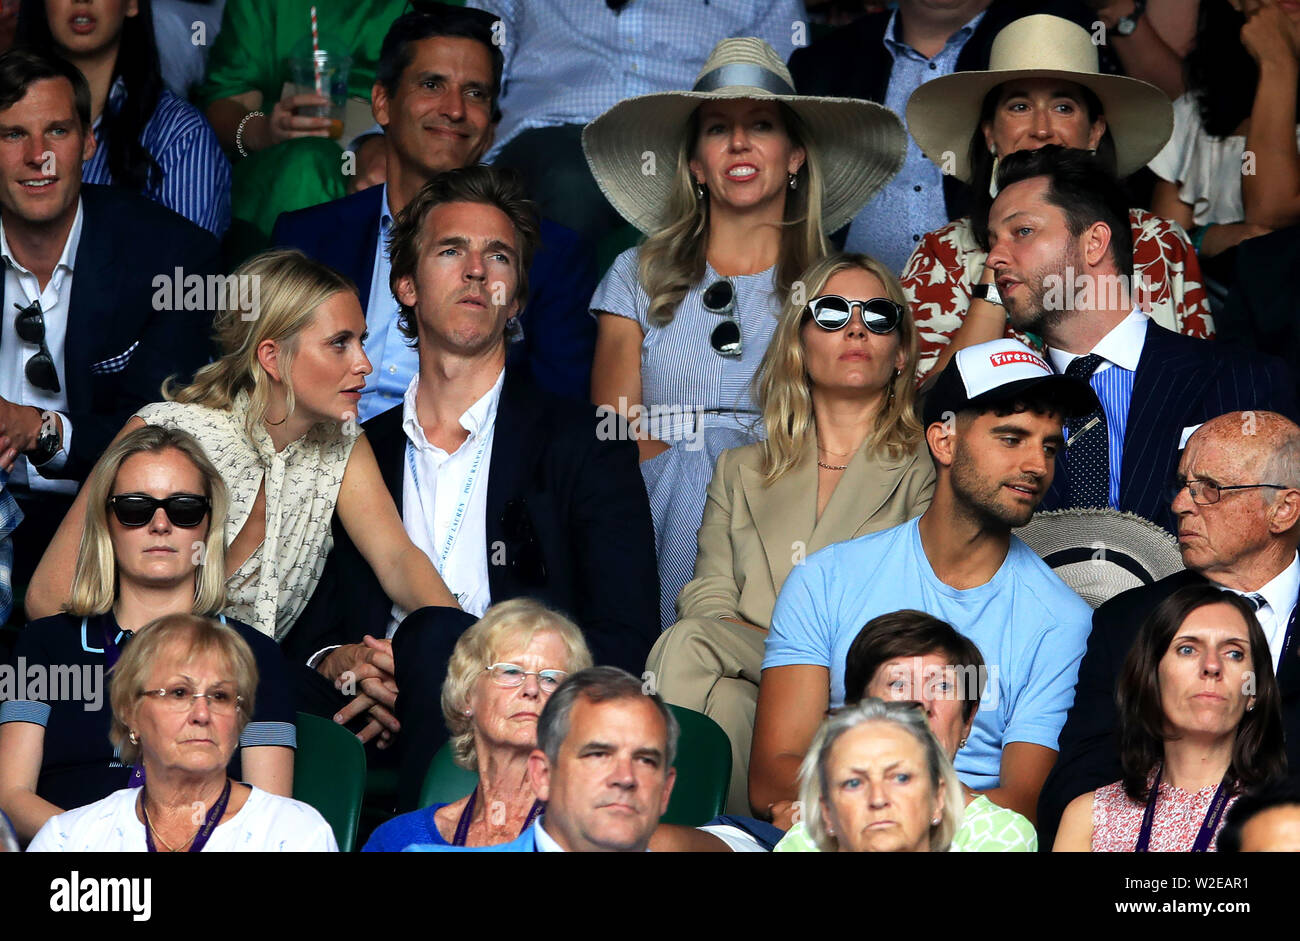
[989, 350, 1049, 371]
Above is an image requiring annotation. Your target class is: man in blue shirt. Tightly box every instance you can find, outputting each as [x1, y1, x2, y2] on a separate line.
[752, 337, 1097, 825]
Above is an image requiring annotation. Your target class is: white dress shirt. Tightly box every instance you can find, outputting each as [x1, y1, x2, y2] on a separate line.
[388, 369, 503, 635]
[0, 201, 83, 494]
[1227, 552, 1300, 671]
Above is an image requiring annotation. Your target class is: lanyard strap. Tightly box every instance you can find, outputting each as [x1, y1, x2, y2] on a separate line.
[143, 777, 232, 853]
[405, 429, 491, 572]
[452, 788, 545, 847]
[1134, 766, 1230, 853]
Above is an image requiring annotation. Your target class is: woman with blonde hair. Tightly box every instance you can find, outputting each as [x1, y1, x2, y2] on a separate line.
[646, 252, 935, 814]
[28, 613, 335, 852]
[585, 37, 907, 630]
[364, 598, 593, 850]
[796, 699, 964, 853]
[0, 426, 297, 844]
[27, 248, 458, 652]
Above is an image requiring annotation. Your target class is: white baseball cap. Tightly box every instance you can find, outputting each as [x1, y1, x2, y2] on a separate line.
[923, 338, 1099, 426]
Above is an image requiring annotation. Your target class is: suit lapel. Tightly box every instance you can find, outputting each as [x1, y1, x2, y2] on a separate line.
[1120, 322, 1212, 521]
[353, 186, 383, 308]
[362, 405, 407, 514]
[62, 189, 114, 412]
[810, 445, 912, 550]
[484, 370, 545, 593]
[738, 456, 815, 596]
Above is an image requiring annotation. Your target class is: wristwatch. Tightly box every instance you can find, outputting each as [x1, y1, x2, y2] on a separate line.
[972, 282, 1002, 307]
[1114, 0, 1147, 37]
[25, 409, 61, 466]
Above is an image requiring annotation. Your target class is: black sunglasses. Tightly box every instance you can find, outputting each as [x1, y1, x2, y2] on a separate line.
[108, 493, 211, 528]
[803, 295, 904, 334]
[502, 499, 547, 586]
[703, 279, 742, 358]
[14, 300, 60, 393]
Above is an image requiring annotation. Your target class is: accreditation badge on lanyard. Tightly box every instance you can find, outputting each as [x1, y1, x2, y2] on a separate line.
[405, 429, 492, 607]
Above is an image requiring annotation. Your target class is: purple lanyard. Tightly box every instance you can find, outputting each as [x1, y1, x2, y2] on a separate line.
[452, 788, 544, 847]
[143, 778, 232, 853]
[1134, 766, 1230, 853]
[97, 619, 148, 788]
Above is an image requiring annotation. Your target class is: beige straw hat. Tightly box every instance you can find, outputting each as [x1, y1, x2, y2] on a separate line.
[1015, 508, 1184, 609]
[582, 37, 906, 235]
[906, 14, 1173, 183]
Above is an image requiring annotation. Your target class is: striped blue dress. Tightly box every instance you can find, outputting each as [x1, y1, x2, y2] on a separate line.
[591, 247, 782, 630]
[83, 78, 231, 237]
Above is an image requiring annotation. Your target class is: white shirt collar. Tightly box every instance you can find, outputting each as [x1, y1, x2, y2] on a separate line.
[1238, 552, 1300, 622]
[533, 817, 565, 852]
[400, 367, 505, 454]
[1047, 309, 1148, 375]
[532, 816, 652, 852]
[0, 197, 84, 281]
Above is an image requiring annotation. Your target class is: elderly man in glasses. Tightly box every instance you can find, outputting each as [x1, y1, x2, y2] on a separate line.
[1039, 409, 1300, 847]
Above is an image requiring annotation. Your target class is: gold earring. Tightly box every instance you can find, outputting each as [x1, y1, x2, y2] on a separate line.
[129, 729, 138, 745]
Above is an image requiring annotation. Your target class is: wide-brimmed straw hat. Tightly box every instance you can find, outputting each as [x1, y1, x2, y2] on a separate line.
[582, 37, 907, 235]
[906, 14, 1173, 183]
[1015, 508, 1184, 609]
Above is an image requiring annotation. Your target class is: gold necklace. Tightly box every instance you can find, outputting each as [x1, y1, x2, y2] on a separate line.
[817, 460, 848, 471]
[141, 797, 197, 852]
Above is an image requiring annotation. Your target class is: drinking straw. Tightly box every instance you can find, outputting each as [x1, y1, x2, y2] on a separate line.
[310, 6, 323, 97]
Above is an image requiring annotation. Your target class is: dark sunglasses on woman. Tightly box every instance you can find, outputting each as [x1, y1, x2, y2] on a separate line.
[803, 295, 903, 334]
[108, 493, 211, 528]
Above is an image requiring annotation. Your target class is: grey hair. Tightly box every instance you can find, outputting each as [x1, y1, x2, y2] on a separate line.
[797, 698, 964, 852]
[536, 666, 679, 767]
[1262, 424, 1300, 500]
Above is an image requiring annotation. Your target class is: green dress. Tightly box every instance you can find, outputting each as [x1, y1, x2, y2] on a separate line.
[773, 796, 1039, 852]
[196, 0, 410, 261]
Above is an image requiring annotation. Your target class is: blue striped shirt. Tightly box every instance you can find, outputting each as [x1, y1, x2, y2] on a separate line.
[1050, 310, 1147, 510]
[83, 78, 231, 236]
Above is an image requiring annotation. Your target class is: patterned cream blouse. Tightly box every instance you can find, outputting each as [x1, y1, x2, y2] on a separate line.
[135, 391, 360, 641]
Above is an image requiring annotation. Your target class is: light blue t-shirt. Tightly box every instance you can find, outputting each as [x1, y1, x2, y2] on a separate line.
[764, 517, 1093, 791]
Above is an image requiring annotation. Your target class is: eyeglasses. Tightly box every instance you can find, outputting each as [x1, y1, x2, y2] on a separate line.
[483, 662, 568, 692]
[703, 279, 742, 358]
[803, 295, 904, 334]
[14, 300, 60, 393]
[1167, 476, 1289, 506]
[139, 684, 243, 714]
[108, 493, 211, 528]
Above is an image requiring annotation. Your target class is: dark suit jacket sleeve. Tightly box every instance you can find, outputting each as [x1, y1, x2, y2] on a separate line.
[511, 220, 598, 401]
[57, 226, 220, 480]
[1036, 600, 1125, 848]
[565, 423, 659, 674]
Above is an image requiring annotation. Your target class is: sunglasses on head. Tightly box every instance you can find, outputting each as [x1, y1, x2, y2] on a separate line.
[803, 295, 904, 334]
[108, 493, 211, 528]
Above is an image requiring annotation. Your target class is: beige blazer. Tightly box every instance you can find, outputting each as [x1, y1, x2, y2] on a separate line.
[675, 436, 935, 629]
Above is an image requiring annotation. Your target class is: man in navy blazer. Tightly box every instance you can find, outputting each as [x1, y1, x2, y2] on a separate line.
[986, 147, 1297, 535]
[282, 166, 656, 809]
[0, 51, 217, 590]
[1037, 412, 1300, 848]
[271, 7, 597, 413]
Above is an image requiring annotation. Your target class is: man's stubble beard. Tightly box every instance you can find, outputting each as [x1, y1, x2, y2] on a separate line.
[948, 438, 1037, 531]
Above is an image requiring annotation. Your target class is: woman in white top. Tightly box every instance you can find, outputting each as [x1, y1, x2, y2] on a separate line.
[27, 249, 458, 643]
[1150, 0, 1300, 260]
[28, 613, 336, 852]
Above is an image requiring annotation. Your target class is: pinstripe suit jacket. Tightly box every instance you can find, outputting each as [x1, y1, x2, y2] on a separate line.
[1040, 320, 1299, 533]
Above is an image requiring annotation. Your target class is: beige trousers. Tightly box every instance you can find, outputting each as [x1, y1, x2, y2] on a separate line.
[646, 616, 767, 816]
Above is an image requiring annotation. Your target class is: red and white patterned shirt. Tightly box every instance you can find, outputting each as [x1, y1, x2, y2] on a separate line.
[1090, 776, 1239, 853]
[901, 210, 1214, 381]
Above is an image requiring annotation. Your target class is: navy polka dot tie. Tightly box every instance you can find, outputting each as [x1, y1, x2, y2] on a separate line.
[1065, 353, 1109, 509]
